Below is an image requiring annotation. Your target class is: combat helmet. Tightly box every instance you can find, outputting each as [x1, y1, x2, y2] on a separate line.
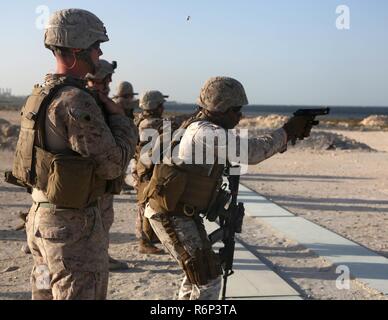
[116, 81, 138, 97]
[197, 77, 248, 113]
[85, 60, 117, 81]
[139, 91, 169, 110]
[44, 8, 109, 50]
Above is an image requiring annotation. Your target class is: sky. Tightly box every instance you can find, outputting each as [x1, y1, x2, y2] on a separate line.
[0, 0, 387, 106]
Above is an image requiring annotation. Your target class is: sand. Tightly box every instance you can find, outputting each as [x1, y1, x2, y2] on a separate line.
[1, 110, 388, 300]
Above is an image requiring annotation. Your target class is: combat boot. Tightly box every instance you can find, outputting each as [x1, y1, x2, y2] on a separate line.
[109, 256, 129, 271]
[139, 239, 164, 255]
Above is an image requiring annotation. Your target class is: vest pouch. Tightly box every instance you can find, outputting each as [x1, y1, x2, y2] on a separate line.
[146, 164, 188, 213]
[46, 155, 97, 209]
[12, 127, 36, 185]
[34, 147, 54, 191]
[179, 173, 221, 211]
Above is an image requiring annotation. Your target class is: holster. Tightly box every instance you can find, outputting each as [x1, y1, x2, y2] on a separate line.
[182, 248, 222, 287]
[160, 216, 222, 287]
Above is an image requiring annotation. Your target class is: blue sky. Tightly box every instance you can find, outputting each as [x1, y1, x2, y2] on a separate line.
[1, 0, 387, 106]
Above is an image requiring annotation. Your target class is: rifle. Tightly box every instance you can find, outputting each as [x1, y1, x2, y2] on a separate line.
[207, 166, 245, 300]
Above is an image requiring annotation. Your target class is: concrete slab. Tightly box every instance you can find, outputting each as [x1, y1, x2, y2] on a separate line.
[239, 183, 388, 295]
[205, 221, 302, 300]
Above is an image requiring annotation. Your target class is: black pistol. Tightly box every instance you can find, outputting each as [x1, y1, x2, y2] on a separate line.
[289, 107, 331, 145]
[294, 107, 331, 118]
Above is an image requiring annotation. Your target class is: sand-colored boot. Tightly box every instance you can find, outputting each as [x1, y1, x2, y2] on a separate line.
[139, 239, 164, 255]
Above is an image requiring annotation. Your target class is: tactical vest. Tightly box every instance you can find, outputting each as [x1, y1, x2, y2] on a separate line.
[145, 112, 225, 215]
[5, 78, 106, 209]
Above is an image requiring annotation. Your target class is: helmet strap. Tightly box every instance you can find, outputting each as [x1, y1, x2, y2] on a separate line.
[75, 49, 97, 74]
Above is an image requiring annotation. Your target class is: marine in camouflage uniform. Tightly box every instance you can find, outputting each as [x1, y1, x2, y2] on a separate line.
[144, 77, 314, 300]
[113, 82, 139, 120]
[85, 60, 134, 270]
[23, 9, 137, 300]
[114, 81, 139, 193]
[133, 91, 172, 254]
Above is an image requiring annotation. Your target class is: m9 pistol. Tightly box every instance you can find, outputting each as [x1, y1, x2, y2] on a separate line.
[288, 107, 331, 145]
[294, 107, 331, 127]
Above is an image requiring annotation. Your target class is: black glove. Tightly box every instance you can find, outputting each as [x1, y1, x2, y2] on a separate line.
[283, 116, 317, 145]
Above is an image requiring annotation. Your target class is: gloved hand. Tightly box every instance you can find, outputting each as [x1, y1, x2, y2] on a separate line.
[283, 116, 316, 144]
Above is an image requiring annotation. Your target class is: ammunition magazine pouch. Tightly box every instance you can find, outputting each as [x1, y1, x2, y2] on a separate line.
[36, 147, 106, 209]
[145, 163, 223, 215]
[146, 164, 188, 214]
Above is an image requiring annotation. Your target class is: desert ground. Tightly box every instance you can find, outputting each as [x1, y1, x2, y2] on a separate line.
[0, 109, 387, 300]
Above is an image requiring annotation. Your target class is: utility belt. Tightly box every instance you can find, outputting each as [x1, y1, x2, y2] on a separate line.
[33, 200, 99, 211]
[164, 202, 202, 218]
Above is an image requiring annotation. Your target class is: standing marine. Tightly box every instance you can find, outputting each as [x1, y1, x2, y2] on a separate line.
[144, 76, 314, 300]
[7, 9, 137, 299]
[133, 90, 172, 254]
[85, 59, 135, 270]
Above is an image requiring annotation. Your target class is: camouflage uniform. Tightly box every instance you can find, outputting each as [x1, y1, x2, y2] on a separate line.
[114, 82, 139, 191]
[134, 91, 171, 254]
[86, 60, 136, 270]
[145, 77, 288, 300]
[25, 10, 137, 300]
[85, 59, 117, 237]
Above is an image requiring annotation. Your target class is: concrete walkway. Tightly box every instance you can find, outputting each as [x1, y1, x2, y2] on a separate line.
[238, 183, 388, 296]
[205, 221, 302, 300]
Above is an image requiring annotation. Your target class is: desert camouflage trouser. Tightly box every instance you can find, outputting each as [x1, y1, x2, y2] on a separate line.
[136, 202, 159, 244]
[99, 194, 115, 238]
[26, 202, 109, 300]
[146, 205, 221, 300]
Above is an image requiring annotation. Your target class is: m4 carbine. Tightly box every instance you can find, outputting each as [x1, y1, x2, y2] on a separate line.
[207, 166, 245, 300]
